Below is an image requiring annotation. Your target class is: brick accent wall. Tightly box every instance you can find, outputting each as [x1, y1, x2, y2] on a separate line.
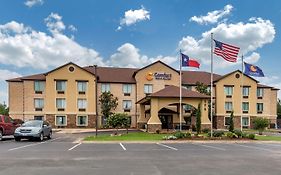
[147, 124, 161, 133]
[46, 114, 96, 128]
[215, 115, 241, 130]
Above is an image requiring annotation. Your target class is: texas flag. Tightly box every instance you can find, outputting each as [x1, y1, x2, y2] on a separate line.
[181, 53, 200, 68]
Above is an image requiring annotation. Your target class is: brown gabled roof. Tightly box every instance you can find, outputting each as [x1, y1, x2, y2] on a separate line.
[150, 85, 210, 98]
[257, 84, 273, 88]
[182, 71, 221, 85]
[44, 62, 95, 76]
[214, 70, 258, 83]
[84, 66, 138, 83]
[132, 60, 179, 77]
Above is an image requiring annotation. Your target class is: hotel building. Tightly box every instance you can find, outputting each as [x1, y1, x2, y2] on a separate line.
[7, 61, 278, 132]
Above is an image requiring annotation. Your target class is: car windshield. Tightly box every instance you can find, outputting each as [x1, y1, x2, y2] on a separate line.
[22, 121, 42, 127]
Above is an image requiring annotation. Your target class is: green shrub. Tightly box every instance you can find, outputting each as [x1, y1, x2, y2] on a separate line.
[156, 130, 160, 134]
[234, 130, 243, 138]
[241, 132, 248, 138]
[253, 118, 269, 135]
[174, 131, 186, 139]
[163, 135, 177, 140]
[226, 132, 235, 138]
[208, 130, 224, 137]
[229, 111, 234, 132]
[248, 134, 255, 139]
[202, 128, 210, 134]
[185, 132, 192, 138]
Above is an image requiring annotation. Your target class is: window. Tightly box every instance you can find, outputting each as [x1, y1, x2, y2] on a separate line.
[34, 116, 44, 120]
[184, 105, 192, 113]
[77, 115, 88, 126]
[144, 84, 153, 94]
[123, 100, 132, 112]
[257, 88, 263, 98]
[78, 99, 87, 111]
[224, 86, 233, 97]
[123, 84, 132, 95]
[242, 102, 249, 113]
[34, 81, 45, 93]
[257, 103, 263, 113]
[224, 116, 230, 126]
[56, 116, 67, 126]
[56, 80, 66, 93]
[225, 102, 233, 112]
[34, 98, 44, 111]
[77, 81, 87, 94]
[56, 98, 66, 110]
[101, 83, 110, 92]
[243, 87, 249, 97]
[183, 85, 192, 91]
[242, 117, 249, 127]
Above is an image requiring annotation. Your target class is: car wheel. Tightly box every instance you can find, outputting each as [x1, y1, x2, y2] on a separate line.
[15, 137, 21, 142]
[38, 132, 44, 141]
[47, 131, 52, 140]
[0, 130, 3, 141]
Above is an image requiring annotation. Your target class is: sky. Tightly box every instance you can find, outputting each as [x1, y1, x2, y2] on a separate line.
[0, 0, 281, 104]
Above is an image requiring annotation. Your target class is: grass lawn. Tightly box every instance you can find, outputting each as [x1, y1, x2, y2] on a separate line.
[84, 132, 170, 141]
[255, 135, 281, 141]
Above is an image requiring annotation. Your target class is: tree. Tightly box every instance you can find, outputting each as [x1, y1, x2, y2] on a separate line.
[0, 103, 9, 115]
[195, 82, 211, 95]
[99, 92, 118, 119]
[253, 118, 269, 135]
[277, 99, 281, 117]
[106, 113, 130, 135]
[229, 111, 234, 132]
[196, 103, 201, 134]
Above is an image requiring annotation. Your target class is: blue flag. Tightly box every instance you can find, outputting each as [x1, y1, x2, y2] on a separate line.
[244, 62, 264, 77]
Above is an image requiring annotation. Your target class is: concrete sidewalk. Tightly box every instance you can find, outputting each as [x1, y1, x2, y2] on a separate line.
[53, 128, 138, 134]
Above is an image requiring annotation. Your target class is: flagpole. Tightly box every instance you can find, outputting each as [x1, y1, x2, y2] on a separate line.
[241, 54, 244, 131]
[179, 50, 182, 131]
[210, 33, 214, 138]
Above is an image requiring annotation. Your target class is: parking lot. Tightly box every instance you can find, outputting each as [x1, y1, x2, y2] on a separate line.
[1, 133, 281, 175]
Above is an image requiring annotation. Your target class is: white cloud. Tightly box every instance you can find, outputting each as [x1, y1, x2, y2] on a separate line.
[109, 43, 177, 68]
[118, 6, 150, 30]
[0, 19, 105, 70]
[68, 25, 77, 32]
[24, 0, 44, 8]
[244, 52, 260, 64]
[190, 4, 233, 25]
[179, 17, 275, 69]
[44, 13, 66, 34]
[0, 69, 21, 81]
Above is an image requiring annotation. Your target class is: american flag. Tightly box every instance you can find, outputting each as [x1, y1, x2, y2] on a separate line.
[213, 39, 240, 62]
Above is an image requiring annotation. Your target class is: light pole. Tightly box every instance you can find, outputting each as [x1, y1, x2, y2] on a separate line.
[94, 65, 98, 137]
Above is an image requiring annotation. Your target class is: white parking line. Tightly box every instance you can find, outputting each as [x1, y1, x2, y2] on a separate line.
[235, 144, 273, 152]
[68, 143, 82, 151]
[157, 143, 178, 150]
[194, 144, 226, 151]
[9, 142, 45, 151]
[119, 143, 126, 151]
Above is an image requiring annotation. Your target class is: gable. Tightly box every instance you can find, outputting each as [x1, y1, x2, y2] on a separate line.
[215, 70, 257, 87]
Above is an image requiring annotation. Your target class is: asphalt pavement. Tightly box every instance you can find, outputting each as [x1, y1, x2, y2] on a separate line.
[1, 133, 281, 175]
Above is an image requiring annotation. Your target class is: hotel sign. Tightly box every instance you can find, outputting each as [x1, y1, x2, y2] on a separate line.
[146, 72, 172, 81]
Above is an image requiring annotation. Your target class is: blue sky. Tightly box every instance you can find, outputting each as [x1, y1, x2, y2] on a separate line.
[0, 0, 281, 104]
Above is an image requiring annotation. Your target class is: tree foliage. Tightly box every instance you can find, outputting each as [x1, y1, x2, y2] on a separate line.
[0, 103, 9, 115]
[229, 111, 234, 132]
[196, 103, 201, 134]
[277, 99, 281, 117]
[195, 82, 210, 95]
[99, 92, 118, 119]
[106, 113, 130, 134]
[253, 118, 269, 135]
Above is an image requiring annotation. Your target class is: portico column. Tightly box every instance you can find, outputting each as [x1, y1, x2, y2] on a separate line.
[137, 104, 147, 129]
[201, 99, 212, 129]
[147, 98, 162, 133]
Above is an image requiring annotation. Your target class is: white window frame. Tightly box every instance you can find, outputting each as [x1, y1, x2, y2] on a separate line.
[34, 98, 44, 109]
[77, 81, 87, 93]
[34, 81, 45, 93]
[224, 116, 231, 126]
[225, 102, 233, 111]
[243, 87, 250, 97]
[144, 84, 153, 94]
[77, 99, 87, 110]
[242, 116, 250, 127]
[101, 83, 110, 93]
[34, 116, 44, 121]
[55, 115, 67, 126]
[123, 84, 132, 94]
[224, 86, 233, 96]
[257, 88, 263, 97]
[257, 103, 264, 112]
[76, 115, 88, 126]
[242, 102, 249, 112]
[56, 80, 66, 92]
[56, 98, 66, 109]
[123, 100, 132, 110]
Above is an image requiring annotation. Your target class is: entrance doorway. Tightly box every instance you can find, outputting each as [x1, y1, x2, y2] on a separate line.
[159, 115, 173, 129]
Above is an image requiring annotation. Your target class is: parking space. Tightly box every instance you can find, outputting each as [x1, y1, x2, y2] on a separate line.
[1, 136, 281, 175]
